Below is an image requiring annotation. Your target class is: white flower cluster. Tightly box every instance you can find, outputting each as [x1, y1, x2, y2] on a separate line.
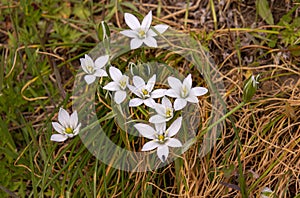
[50, 11, 208, 163]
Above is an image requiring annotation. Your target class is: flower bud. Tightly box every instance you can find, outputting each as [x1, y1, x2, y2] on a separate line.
[243, 74, 260, 102]
[97, 21, 110, 41]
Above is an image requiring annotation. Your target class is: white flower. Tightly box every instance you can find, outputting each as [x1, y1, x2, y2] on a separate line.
[80, 54, 109, 84]
[128, 74, 165, 108]
[51, 108, 81, 142]
[103, 66, 129, 104]
[149, 96, 174, 123]
[165, 74, 208, 111]
[120, 11, 169, 49]
[134, 117, 183, 162]
[261, 187, 274, 198]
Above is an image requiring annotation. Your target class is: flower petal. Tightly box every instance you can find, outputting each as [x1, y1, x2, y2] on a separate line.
[157, 145, 169, 162]
[134, 123, 156, 139]
[146, 74, 156, 92]
[103, 81, 120, 91]
[52, 122, 64, 134]
[129, 98, 144, 107]
[191, 87, 208, 96]
[174, 98, 187, 111]
[109, 66, 122, 82]
[80, 54, 94, 74]
[114, 90, 127, 104]
[133, 76, 146, 88]
[185, 95, 198, 103]
[94, 55, 109, 68]
[143, 98, 156, 108]
[167, 117, 182, 137]
[70, 111, 78, 129]
[143, 37, 157, 48]
[147, 29, 157, 37]
[165, 89, 180, 98]
[73, 123, 81, 136]
[149, 114, 166, 123]
[168, 76, 182, 92]
[151, 89, 166, 98]
[153, 24, 169, 34]
[141, 11, 152, 31]
[84, 75, 96, 85]
[94, 69, 108, 77]
[130, 38, 143, 49]
[165, 138, 182, 147]
[50, 134, 68, 142]
[120, 30, 138, 38]
[183, 74, 192, 90]
[58, 108, 70, 127]
[124, 13, 141, 30]
[154, 103, 166, 116]
[142, 141, 160, 151]
[162, 96, 172, 108]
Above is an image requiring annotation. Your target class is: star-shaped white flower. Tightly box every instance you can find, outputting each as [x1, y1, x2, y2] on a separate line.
[165, 74, 208, 111]
[120, 11, 169, 49]
[128, 74, 165, 108]
[51, 108, 81, 142]
[134, 117, 183, 162]
[149, 96, 174, 123]
[80, 54, 109, 84]
[103, 66, 129, 104]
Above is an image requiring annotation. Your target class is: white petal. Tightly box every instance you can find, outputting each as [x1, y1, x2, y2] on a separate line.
[52, 122, 64, 134]
[191, 87, 208, 96]
[70, 111, 78, 129]
[167, 117, 182, 137]
[114, 90, 127, 104]
[120, 30, 138, 38]
[168, 76, 182, 92]
[143, 98, 156, 108]
[50, 134, 68, 142]
[174, 98, 187, 111]
[80, 58, 89, 74]
[151, 89, 166, 98]
[134, 123, 156, 139]
[153, 24, 169, 34]
[142, 141, 160, 151]
[154, 122, 166, 134]
[165, 89, 180, 98]
[146, 74, 156, 92]
[58, 108, 70, 127]
[103, 81, 120, 91]
[141, 11, 152, 31]
[84, 75, 96, 84]
[133, 76, 146, 88]
[149, 114, 166, 123]
[109, 66, 122, 82]
[165, 138, 182, 147]
[94, 55, 109, 68]
[183, 74, 192, 90]
[143, 37, 157, 48]
[129, 98, 143, 107]
[124, 13, 141, 30]
[128, 85, 141, 98]
[130, 38, 143, 49]
[147, 29, 157, 37]
[162, 96, 172, 108]
[94, 69, 108, 77]
[81, 54, 94, 74]
[154, 103, 166, 116]
[73, 123, 81, 136]
[157, 145, 169, 162]
[185, 95, 198, 103]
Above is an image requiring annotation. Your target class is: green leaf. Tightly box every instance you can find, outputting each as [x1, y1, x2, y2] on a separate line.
[256, 0, 274, 25]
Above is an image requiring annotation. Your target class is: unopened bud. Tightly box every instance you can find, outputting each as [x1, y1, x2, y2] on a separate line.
[243, 74, 260, 102]
[97, 21, 110, 41]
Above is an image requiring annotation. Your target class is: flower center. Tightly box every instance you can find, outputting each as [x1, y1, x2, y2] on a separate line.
[165, 107, 173, 118]
[86, 65, 94, 74]
[158, 134, 165, 142]
[65, 127, 73, 134]
[181, 85, 189, 98]
[138, 29, 146, 39]
[141, 88, 150, 98]
[119, 76, 127, 90]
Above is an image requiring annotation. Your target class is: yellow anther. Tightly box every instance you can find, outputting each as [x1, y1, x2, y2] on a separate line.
[65, 127, 73, 134]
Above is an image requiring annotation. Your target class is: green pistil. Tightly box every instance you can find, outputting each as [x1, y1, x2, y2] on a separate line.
[158, 134, 165, 142]
[65, 127, 73, 134]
